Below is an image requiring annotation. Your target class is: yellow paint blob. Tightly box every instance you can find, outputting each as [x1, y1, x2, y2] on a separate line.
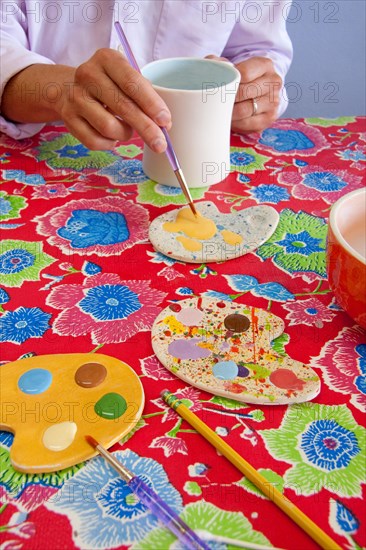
[176, 236, 202, 251]
[221, 229, 243, 245]
[162, 315, 186, 334]
[42, 421, 77, 452]
[163, 208, 217, 240]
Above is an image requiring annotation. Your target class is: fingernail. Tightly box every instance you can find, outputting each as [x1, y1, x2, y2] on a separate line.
[155, 109, 171, 126]
[151, 138, 166, 153]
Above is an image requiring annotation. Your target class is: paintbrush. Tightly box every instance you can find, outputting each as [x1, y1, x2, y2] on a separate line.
[84, 435, 210, 550]
[114, 21, 197, 217]
[161, 390, 343, 550]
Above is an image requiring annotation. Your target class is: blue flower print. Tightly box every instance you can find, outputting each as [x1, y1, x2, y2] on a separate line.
[0, 249, 35, 274]
[2, 169, 45, 186]
[250, 184, 290, 204]
[338, 149, 366, 162]
[355, 344, 366, 395]
[0, 197, 12, 216]
[203, 291, 233, 301]
[300, 419, 360, 471]
[176, 287, 194, 296]
[79, 284, 141, 321]
[46, 450, 183, 548]
[277, 231, 323, 256]
[57, 209, 130, 248]
[294, 159, 308, 167]
[303, 172, 347, 192]
[99, 159, 149, 185]
[55, 143, 91, 158]
[155, 184, 182, 196]
[0, 288, 10, 304]
[332, 500, 360, 535]
[0, 307, 51, 344]
[237, 174, 251, 183]
[259, 129, 314, 152]
[225, 274, 294, 302]
[231, 151, 255, 166]
[81, 261, 102, 276]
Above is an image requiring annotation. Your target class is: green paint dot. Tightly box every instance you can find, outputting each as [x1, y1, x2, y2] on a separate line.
[94, 392, 127, 420]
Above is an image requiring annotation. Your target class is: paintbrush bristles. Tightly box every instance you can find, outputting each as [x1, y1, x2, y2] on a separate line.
[85, 434, 99, 449]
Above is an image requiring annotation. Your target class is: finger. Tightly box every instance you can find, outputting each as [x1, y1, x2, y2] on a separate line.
[232, 95, 277, 121]
[205, 54, 231, 63]
[95, 49, 172, 127]
[235, 56, 275, 83]
[232, 113, 276, 134]
[77, 71, 168, 153]
[63, 116, 120, 151]
[235, 73, 282, 103]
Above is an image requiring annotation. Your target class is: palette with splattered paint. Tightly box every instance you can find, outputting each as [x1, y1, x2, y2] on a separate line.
[0, 353, 144, 473]
[148, 201, 279, 263]
[152, 297, 321, 405]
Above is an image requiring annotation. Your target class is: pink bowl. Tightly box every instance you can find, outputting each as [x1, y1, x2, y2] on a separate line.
[326, 188, 366, 329]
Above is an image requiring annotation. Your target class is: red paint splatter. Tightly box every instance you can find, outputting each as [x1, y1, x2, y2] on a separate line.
[269, 369, 306, 390]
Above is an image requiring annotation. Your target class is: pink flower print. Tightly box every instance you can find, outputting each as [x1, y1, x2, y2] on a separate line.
[46, 272, 167, 344]
[31, 184, 70, 200]
[282, 298, 336, 327]
[140, 355, 176, 381]
[34, 196, 149, 256]
[278, 165, 363, 204]
[150, 435, 188, 457]
[310, 325, 366, 412]
[152, 386, 202, 423]
[157, 267, 185, 281]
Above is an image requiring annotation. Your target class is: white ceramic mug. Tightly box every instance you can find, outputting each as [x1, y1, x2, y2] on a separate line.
[141, 58, 241, 188]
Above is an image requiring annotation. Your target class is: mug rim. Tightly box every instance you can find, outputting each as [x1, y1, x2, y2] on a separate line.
[141, 56, 241, 92]
[329, 187, 366, 265]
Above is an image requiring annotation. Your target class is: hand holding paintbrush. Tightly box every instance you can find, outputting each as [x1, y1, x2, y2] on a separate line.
[114, 21, 197, 217]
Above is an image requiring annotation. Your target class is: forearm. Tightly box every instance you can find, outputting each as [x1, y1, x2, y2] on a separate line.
[1, 64, 76, 123]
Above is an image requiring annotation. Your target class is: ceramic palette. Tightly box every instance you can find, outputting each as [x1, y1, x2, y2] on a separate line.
[152, 297, 321, 405]
[148, 201, 279, 263]
[0, 353, 144, 473]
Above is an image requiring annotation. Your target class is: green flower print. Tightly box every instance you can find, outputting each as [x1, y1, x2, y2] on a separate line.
[0, 443, 83, 500]
[36, 134, 117, 170]
[0, 192, 27, 221]
[256, 209, 327, 277]
[235, 469, 285, 499]
[0, 240, 55, 287]
[305, 117, 356, 127]
[231, 147, 270, 174]
[132, 501, 272, 549]
[260, 403, 365, 498]
[116, 144, 143, 158]
[137, 180, 208, 207]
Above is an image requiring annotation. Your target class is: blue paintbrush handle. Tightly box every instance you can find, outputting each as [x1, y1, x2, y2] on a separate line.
[128, 476, 210, 549]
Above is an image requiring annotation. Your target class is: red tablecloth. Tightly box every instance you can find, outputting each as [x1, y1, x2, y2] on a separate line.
[1, 117, 365, 550]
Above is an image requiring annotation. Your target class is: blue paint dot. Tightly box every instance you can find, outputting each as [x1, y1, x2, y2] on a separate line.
[18, 368, 52, 394]
[212, 360, 238, 380]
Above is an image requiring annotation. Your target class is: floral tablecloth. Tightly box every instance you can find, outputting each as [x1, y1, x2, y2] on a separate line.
[0, 117, 365, 550]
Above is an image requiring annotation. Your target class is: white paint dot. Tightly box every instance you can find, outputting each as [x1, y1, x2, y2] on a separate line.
[42, 421, 77, 451]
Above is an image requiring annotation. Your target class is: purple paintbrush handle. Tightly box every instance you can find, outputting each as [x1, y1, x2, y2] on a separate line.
[161, 127, 180, 171]
[128, 476, 210, 550]
[114, 22, 180, 172]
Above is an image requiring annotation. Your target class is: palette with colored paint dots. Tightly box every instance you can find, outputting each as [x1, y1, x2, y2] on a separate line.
[0, 353, 144, 473]
[152, 297, 321, 405]
[148, 201, 279, 263]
